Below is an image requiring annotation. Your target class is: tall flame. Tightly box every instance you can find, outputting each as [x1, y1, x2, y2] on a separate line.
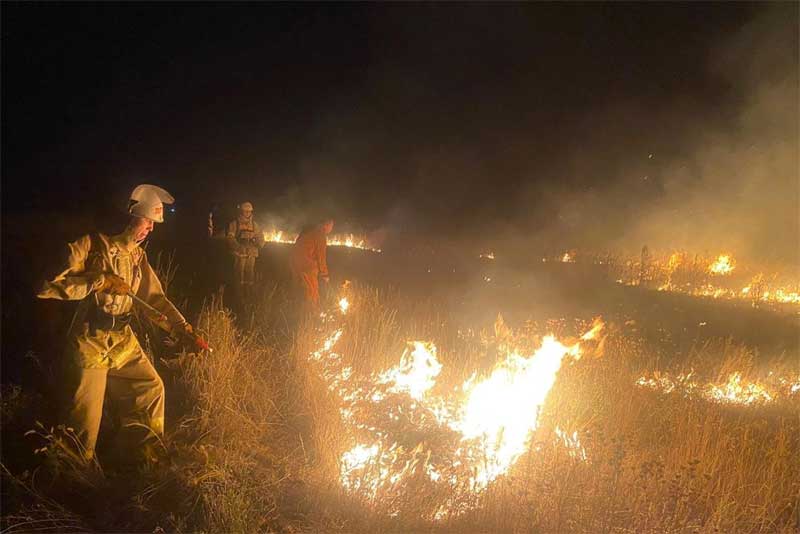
[451, 335, 584, 490]
[307, 296, 603, 515]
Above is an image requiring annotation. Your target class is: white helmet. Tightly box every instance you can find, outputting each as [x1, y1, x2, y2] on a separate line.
[128, 184, 174, 223]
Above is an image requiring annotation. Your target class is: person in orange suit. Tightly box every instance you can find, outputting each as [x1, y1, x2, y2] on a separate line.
[289, 218, 333, 310]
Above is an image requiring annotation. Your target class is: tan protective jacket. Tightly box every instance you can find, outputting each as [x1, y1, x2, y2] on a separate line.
[226, 217, 264, 258]
[38, 233, 186, 340]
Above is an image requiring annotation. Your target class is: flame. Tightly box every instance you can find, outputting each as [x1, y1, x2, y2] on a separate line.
[307, 299, 604, 514]
[561, 252, 575, 263]
[580, 317, 604, 341]
[298, 254, 797, 518]
[636, 371, 788, 405]
[311, 328, 343, 362]
[263, 229, 295, 244]
[479, 252, 495, 260]
[599, 249, 799, 306]
[378, 342, 442, 401]
[667, 252, 683, 272]
[706, 372, 772, 404]
[769, 288, 800, 304]
[303, 260, 798, 520]
[709, 254, 735, 275]
[451, 335, 584, 490]
[263, 228, 381, 252]
[328, 233, 382, 252]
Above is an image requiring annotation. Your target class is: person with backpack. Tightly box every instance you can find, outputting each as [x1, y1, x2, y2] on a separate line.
[226, 201, 265, 292]
[37, 184, 200, 464]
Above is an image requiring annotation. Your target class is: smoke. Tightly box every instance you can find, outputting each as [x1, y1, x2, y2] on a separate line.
[517, 5, 799, 266]
[617, 7, 799, 265]
[244, 4, 797, 268]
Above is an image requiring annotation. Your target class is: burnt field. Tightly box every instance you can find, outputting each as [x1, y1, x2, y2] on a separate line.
[2, 235, 799, 533]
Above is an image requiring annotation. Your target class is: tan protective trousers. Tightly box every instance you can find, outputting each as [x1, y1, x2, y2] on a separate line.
[233, 254, 256, 286]
[65, 326, 164, 461]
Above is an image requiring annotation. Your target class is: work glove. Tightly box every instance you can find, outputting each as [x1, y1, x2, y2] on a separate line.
[171, 322, 194, 338]
[169, 322, 211, 353]
[98, 273, 131, 296]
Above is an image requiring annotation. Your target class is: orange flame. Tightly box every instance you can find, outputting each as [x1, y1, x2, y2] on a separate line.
[308, 299, 604, 512]
[709, 254, 735, 275]
[635, 370, 791, 405]
[263, 228, 381, 252]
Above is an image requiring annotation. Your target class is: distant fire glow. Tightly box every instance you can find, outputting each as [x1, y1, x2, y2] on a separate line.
[605, 251, 798, 305]
[263, 228, 381, 252]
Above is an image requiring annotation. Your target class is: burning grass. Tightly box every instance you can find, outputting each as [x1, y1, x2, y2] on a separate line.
[542, 249, 800, 306]
[263, 229, 382, 252]
[3, 280, 798, 532]
[289, 284, 799, 532]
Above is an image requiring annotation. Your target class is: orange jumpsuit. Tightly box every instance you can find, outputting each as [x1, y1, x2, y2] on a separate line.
[289, 227, 328, 308]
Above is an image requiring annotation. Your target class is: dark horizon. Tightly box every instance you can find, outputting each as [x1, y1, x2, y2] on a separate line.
[3, 2, 798, 263]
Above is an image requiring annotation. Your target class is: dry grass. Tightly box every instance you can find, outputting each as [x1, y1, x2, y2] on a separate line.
[3, 280, 798, 533]
[284, 284, 799, 533]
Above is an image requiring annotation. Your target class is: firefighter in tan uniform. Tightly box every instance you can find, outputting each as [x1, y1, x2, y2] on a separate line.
[289, 218, 334, 311]
[226, 201, 265, 289]
[37, 184, 196, 463]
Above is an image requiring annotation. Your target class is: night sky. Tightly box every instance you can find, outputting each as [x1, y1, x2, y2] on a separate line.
[2, 3, 797, 259]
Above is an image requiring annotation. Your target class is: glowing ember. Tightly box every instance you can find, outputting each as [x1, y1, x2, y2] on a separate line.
[561, 252, 575, 263]
[709, 254, 735, 275]
[479, 252, 495, 260]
